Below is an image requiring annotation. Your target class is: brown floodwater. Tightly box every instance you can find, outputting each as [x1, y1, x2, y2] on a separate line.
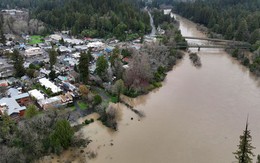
[46, 15, 260, 163]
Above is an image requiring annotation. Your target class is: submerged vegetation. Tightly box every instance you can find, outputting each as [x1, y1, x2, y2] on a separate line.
[189, 52, 201, 67]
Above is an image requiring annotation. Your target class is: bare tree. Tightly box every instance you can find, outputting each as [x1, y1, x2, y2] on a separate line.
[124, 50, 152, 91]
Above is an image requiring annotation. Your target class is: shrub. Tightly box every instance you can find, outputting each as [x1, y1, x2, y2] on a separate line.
[93, 95, 102, 105]
[83, 118, 94, 125]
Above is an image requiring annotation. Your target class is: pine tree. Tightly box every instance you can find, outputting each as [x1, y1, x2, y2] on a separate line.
[233, 118, 255, 163]
[49, 48, 57, 69]
[0, 14, 6, 45]
[12, 49, 25, 77]
[236, 19, 250, 41]
[78, 50, 90, 84]
[257, 155, 260, 163]
[96, 55, 108, 77]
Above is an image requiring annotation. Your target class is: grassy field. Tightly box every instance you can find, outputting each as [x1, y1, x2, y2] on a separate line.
[28, 35, 44, 45]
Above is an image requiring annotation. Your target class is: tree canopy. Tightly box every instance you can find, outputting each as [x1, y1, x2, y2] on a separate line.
[174, 0, 260, 49]
[0, 0, 151, 39]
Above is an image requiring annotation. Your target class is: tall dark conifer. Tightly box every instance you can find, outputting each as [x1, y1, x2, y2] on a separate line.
[233, 117, 255, 163]
[12, 49, 25, 77]
[78, 49, 90, 84]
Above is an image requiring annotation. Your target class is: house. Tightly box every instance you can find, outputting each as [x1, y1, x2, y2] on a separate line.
[7, 87, 22, 97]
[0, 61, 14, 78]
[104, 46, 114, 53]
[74, 45, 89, 51]
[38, 96, 62, 110]
[49, 34, 62, 42]
[0, 80, 8, 87]
[63, 57, 78, 66]
[24, 47, 42, 57]
[28, 89, 45, 101]
[62, 82, 77, 92]
[0, 92, 30, 118]
[71, 52, 81, 58]
[64, 38, 84, 45]
[39, 78, 62, 94]
[60, 92, 73, 104]
[87, 41, 104, 50]
[15, 93, 31, 107]
[38, 92, 73, 110]
[59, 46, 74, 53]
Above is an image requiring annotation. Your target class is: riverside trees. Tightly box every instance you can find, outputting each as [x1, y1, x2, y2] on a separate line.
[0, 110, 80, 162]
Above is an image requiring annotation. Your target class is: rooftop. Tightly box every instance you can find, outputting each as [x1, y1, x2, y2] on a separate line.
[39, 78, 62, 93]
[28, 89, 45, 101]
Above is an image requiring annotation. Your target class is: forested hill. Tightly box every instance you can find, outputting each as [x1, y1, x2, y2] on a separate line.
[0, 0, 151, 39]
[174, 0, 260, 51]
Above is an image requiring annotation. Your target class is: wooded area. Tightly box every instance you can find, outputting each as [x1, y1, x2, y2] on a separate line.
[0, 0, 151, 39]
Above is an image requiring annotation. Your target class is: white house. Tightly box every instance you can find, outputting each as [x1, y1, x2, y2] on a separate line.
[39, 78, 62, 94]
[24, 47, 42, 57]
[28, 89, 45, 101]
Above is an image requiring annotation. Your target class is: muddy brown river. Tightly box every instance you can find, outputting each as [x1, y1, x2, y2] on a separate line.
[47, 15, 260, 163]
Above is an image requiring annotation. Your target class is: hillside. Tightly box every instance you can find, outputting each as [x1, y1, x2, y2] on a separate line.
[0, 0, 151, 40]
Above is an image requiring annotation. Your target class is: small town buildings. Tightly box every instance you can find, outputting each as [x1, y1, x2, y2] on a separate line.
[49, 34, 62, 42]
[38, 96, 62, 110]
[87, 41, 104, 49]
[74, 45, 89, 51]
[59, 46, 73, 53]
[24, 47, 42, 57]
[1, 9, 24, 15]
[38, 92, 73, 110]
[64, 38, 84, 45]
[39, 78, 62, 94]
[0, 61, 14, 78]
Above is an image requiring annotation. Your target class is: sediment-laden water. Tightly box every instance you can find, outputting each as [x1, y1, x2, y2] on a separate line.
[48, 14, 260, 163]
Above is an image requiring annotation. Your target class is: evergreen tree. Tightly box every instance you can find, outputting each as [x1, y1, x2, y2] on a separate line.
[257, 155, 260, 163]
[49, 120, 74, 154]
[74, 64, 78, 72]
[112, 79, 125, 102]
[12, 49, 25, 78]
[78, 51, 90, 84]
[96, 55, 108, 77]
[0, 14, 5, 45]
[236, 19, 250, 41]
[49, 48, 57, 69]
[233, 118, 255, 163]
[49, 70, 56, 81]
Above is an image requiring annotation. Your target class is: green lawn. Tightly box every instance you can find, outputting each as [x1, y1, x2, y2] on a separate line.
[78, 102, 88, 110]
[28, 35, 44, 45]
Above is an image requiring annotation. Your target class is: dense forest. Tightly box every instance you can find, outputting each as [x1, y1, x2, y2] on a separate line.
[0, 0, 151, 40]
[174, 0, 260, 51]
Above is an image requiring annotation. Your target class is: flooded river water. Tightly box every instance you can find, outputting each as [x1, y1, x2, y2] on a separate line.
[49, 15, 260, 163]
